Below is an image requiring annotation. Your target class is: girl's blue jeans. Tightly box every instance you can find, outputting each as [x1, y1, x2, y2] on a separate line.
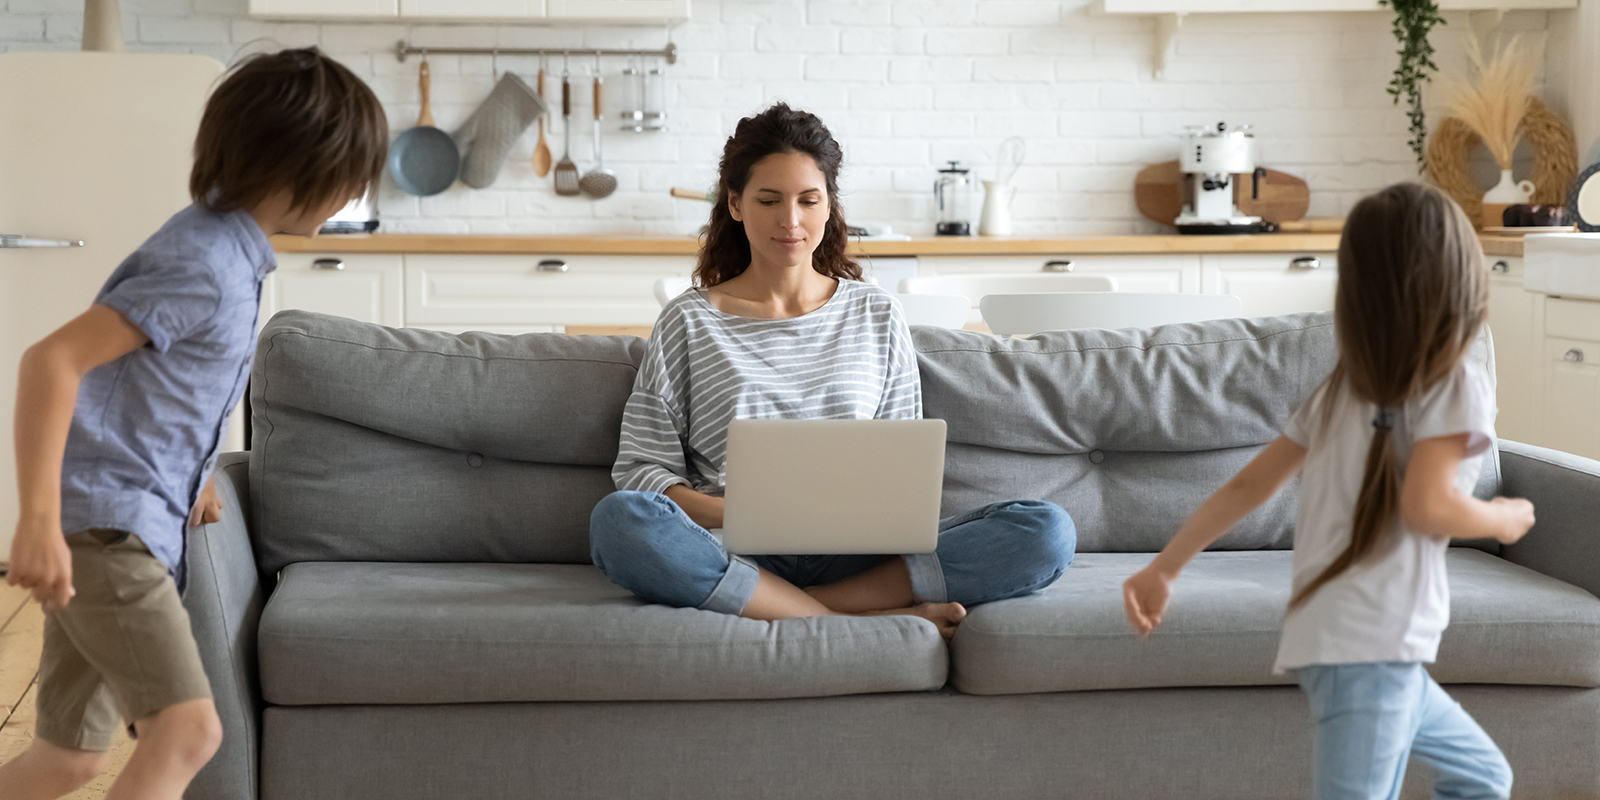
[589, 490, 1075, 614]
[1297, 662, 1512, 800]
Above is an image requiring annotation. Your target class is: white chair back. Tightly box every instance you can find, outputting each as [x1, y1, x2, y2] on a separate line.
[653, 276, 694, 307]
[892, 293, 970, 329]
[898, 273, 1117, 300]
[979, 292, 1244, 337]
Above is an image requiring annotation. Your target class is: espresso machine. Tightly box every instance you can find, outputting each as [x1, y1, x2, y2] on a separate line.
[1175, 121, 1268, 235]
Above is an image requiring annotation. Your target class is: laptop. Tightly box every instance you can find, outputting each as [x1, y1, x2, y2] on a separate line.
[718, 419, 947, 555]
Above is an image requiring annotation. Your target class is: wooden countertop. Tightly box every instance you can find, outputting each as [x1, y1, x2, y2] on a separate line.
[271, 232, 1345, 256]
[271, 232, 1527, 258]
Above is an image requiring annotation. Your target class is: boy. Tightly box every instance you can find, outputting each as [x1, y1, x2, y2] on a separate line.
[1, 47, 385, 800]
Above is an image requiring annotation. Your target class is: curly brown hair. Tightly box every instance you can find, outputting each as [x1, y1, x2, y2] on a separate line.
[694, 103, 861, 288]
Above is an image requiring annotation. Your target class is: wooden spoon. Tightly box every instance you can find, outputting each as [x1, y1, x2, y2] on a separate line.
[532, 66, 552, 178]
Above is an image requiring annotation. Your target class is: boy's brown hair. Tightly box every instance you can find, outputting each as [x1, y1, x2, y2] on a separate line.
[190, 47, 387, 215]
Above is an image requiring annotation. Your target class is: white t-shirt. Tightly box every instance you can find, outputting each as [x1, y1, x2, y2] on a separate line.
[1273, 359, 1496, 673]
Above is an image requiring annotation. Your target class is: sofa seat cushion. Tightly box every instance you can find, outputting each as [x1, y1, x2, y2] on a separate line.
[950, 549, 1600, 695]
[258, 562, 947, 705]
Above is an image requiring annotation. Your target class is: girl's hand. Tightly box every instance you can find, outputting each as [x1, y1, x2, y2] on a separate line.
[1123, 566, 1174, 637]
[8, 519, 75, 610]
[187, 477, 223, 528]
[1490, 497, 1535, 544]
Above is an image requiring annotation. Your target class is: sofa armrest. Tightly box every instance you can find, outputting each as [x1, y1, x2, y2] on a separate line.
[1497, 439, 1600, 600]
[183, 451, 265, 800]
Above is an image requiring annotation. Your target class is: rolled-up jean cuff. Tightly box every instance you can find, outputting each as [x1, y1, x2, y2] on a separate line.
[903, 552, 947, 604]
[700, 554, 761, 615]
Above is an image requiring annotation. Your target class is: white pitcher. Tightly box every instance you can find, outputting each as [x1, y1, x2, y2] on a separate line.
[979, 179, 1016, 236]
[1484, 169, 1535, 205]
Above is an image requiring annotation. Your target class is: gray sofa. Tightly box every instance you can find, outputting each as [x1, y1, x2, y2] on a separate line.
[183, 309, 1600, 800]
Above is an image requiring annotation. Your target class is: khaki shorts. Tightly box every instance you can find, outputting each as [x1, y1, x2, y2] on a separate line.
[35, 529, 212, 752]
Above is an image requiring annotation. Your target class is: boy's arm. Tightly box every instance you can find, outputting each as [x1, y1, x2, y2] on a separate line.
[1402, 433, 1535, 544]
[9, 305, 149, 609]
[1124, 435, 1307, 636]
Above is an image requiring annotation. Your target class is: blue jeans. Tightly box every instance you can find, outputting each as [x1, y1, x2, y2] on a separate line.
[589, 490, 1075, 614]
[1297, 663, 1512, 800]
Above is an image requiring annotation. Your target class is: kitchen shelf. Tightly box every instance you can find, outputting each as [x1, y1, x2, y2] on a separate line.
[1101, 0, 1579, 79]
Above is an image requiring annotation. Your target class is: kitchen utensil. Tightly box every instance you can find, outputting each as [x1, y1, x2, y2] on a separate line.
[1135, 160, 1309, 228]
[389, 58, 460, 197]
[455, 71, 547, 189]
[1570, 161, 1600, 232]
[933, 161, 974, 236]
[670, 186, 715, 202]
[533, 58, 551, 177]
[1172, 122, 1265, 234]
[580, 58, 617, 199]
[1274, 217, 1344, 234]
[620, 57, 646, 132]
[553, 59, 581, 197]
[82, 0, 123, 52]
[995, 136, 1024, 183]
[643, 63, 666, 130]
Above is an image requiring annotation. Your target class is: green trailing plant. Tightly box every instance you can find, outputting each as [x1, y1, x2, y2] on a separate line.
[1381, 0, 1446, 172]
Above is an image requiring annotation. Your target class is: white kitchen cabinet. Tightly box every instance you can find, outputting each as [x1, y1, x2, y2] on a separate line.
[399, 0, 545, 18]
[916, 254, 1198, 328]
[249, 0, 398, 18]
[404, 253, 695, 329]
[1199, 253, 1337, 319]
[1104, 0, 1573, 9]
[1485, 257, 1543, 445]
[1539, 298, 1600, 460]
[548, 0, 690, 20]
[263, 254, 405, 328]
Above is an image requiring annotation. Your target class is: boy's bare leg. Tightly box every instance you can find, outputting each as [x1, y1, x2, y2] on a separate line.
[104, 699, 221, 800]
[0, 739, 109, 800]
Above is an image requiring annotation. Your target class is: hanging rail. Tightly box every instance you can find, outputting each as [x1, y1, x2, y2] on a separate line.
[394, 40, 677, 65]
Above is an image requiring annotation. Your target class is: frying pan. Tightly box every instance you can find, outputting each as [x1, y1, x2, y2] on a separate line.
[390, 58, 459, 196]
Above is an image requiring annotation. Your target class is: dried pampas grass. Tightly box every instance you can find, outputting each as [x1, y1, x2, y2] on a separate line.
[1444, 36, 1540, 170]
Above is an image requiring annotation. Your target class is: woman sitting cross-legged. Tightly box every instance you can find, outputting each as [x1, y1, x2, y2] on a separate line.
[589, 103, 1075, 639]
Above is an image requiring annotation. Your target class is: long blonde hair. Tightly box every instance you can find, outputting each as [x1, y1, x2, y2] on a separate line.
[1287, 183, 1487, 610]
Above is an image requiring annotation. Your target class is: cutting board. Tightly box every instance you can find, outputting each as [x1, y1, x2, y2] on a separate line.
[1135, 161, 1311, 227]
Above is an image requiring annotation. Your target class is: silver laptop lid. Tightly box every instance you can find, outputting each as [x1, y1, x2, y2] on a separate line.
[720, 419, 947, 555]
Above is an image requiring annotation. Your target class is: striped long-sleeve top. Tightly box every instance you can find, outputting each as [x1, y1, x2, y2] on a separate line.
[612, 279, 922, 496]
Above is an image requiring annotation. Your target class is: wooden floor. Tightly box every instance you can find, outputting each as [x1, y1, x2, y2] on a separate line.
[0, 582, 134, 798]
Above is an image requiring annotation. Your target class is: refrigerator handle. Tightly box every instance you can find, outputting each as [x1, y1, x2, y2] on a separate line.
[1, 235, 85, 248]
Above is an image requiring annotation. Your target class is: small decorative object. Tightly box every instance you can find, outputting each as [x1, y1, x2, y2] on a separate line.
[1500, 204, 1570, 228]
[1429, 98, 1578, 229]
[1441, 36, 1540, 228]
[1571, 162, 1600, 233]
[1379, 0, 1446, 171]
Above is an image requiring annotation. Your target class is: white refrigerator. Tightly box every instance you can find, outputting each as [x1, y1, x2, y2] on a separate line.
[0, 52, 223, 565]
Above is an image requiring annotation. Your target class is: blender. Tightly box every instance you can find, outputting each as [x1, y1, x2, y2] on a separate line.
[934, 161, 975, 236]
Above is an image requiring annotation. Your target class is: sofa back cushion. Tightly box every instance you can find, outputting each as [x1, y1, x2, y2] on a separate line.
[916, 312, 1498, 553]
[250, 311, 643, 574]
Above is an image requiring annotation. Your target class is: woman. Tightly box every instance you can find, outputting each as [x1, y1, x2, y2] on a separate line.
[589, 104, 1074, 639]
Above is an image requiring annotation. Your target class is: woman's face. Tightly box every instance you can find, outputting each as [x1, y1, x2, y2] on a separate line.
[728, 151, 831, 271]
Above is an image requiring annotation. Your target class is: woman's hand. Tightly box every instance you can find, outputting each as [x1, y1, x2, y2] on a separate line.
[664, 485, 724, 530]
[1123, 565, 1174, 637]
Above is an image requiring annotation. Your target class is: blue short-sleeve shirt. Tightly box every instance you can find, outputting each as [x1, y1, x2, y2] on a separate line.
[60, 204, 276, 589]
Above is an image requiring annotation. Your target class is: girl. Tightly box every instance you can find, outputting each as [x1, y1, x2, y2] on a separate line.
[1122, 182, 1534, 799]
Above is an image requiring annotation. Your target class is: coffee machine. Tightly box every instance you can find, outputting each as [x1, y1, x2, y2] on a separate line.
[1175, 122, 1267, 235]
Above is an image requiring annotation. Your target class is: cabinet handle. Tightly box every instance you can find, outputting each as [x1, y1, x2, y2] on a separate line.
[1565, 348, 1585, 363]
[1290, 256, 1321, 270]
[311, 258, 345, 271]
[1042, 260, 1074, 273]
[1491, 260, 1510, 274]
[537, 259, 569, 273]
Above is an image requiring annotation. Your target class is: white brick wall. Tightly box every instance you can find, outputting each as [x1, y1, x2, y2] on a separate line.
[0, 0, 1561, 236]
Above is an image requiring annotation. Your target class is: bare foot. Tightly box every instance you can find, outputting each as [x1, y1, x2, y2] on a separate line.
[862, 602, 968, 640]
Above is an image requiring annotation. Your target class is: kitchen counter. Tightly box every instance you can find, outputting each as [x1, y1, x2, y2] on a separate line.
[271, 232, 1346, 256]
[272, 232, 1527, 258]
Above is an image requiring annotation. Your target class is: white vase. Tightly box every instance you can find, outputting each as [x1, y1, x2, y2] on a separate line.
[1483, 169, 1535, 205]
[979, 179, 1016, 236]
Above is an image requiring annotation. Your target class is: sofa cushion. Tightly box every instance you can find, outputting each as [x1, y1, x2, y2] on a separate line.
[258, 562, 947, 705]
[950, 549, 1600, 695]
[251, 311, 645, 573]
[914, 313, 1501, 553]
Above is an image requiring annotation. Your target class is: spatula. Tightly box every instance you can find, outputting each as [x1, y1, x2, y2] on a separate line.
[553, 64, 581, 196]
